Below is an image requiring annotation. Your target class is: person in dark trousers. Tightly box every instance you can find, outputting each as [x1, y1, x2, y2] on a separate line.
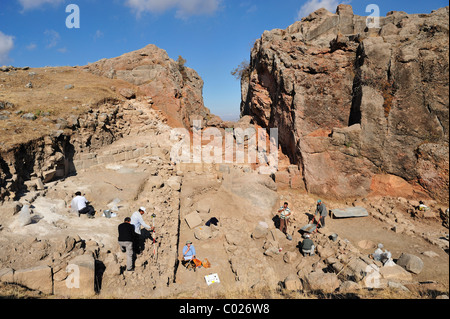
[301, 234, 315, 256]
[70, 191, 96, 218]
[315, 200, 328, 228]
[118, 217, 136, 272]
[277, 202, 292, 240]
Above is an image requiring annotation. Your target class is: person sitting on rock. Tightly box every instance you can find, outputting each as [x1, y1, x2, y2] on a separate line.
[301, 234, 315, 256]
[70, 191, 95, 218]
[181, 240, 197, 270]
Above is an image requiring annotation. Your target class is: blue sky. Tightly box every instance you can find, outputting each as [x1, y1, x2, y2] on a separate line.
[0, 0, 448, 121]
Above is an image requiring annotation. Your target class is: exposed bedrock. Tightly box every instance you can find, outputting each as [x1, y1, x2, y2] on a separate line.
[241, 5, 449, 202]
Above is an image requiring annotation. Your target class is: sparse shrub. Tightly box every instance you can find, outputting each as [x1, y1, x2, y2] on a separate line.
[231, 60, 251, 82]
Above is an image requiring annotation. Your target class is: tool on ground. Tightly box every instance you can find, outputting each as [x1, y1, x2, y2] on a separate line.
[193, 258, 202, 268]
[104, 181, 123, 191]
[300, 216, 322, 234]
[202, 258, 211, 269]
[152, 213, 157, 256]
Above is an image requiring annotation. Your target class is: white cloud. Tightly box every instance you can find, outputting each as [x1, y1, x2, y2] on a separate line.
[44, 29, 60, 48]
[0, 31, 14, 65]
[125, 0, 221, 19]
[297, 0, 345, 20]
[18, 0, 65, 11]
[94, 30, 104, 40]
[26, 43, 37, 51]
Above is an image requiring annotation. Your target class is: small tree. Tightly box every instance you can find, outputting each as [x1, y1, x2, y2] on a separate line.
[231, 60, 251, 81]
[177, 55, 187, 71]
[177, 55, 188, 82]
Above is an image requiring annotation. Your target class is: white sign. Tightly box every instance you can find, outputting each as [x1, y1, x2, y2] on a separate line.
[205, 273, 220, 286]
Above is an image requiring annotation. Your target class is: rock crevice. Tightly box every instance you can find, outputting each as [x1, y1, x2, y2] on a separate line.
[241, 5, 449, 202]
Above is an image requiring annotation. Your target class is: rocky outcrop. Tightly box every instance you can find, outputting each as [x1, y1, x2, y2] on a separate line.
[241, 5, 449, 203]
[0, 99, 127, 201]
[0, 97, 169, 202]
[87, 44, 211, 128]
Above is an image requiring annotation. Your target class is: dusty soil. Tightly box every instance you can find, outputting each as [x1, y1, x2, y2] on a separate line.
[0, 96, 448, 300]
[0, 66, 135, 148]
[328, 216, 449, 285]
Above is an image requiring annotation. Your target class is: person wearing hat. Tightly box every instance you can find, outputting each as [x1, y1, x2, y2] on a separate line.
[314, 199, 328, 228]
[130, 207, 154, 253]
[301, 234, 315, 256]
[181, 240, 197, 269]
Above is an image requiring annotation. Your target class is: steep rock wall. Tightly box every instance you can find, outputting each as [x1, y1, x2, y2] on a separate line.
[241, 5, 449, 202]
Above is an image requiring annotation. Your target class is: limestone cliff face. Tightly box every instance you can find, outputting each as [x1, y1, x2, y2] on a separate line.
[241, 5, 449, 202]
[88, 44, 210, 128]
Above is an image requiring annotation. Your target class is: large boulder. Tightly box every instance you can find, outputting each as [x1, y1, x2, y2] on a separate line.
[194, 226, 212, 240]
[166, 176, 182, 191]
[396, 253, 424, 274]
[379, 264, 413, 282]
[221, 172, 279, 217]
[303, 271, 340, 293]
[185, 212, 203, 229]
[88, 44, 210, 128]
[241, 5, 449, 202]
[252, 222, 269, 239]
[14, 266, 53, 295]
[284, 274, 302, 291]
[53, 254, 96, 298]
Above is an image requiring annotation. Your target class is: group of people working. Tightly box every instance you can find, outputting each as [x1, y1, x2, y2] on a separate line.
[70, 191, 328, 272]
[118, 207, 155, 272]
[277, 199, 328, 256]
[118, 207, 198, 272]
[70, 192, 199, 272]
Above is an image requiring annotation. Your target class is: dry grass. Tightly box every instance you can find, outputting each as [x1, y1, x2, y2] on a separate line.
[0, 66, 135, 149]
[0, 283, 45, 299]
[159, 284, 439, 300]
[2, 281, 445, 300]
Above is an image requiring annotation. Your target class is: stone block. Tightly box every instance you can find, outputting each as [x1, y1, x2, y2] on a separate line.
[53, 254, 96, 298]
[396, 253, 424, 274]
[379, 264, 413, 282]
[284, 274, 302, 291]
[290, 174, 305, 189]
[303, 271, 340, 293]
[14, 266, 53, 295]
[185, 212, 203, 229]
[275, 170, 290, 187]
[0, 268, 15, 283]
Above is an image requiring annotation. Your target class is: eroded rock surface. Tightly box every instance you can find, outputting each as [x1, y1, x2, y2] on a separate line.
[241, 5, 449, 203]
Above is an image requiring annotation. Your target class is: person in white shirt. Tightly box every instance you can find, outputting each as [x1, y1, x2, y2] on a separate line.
[130, 207, 154, 253]
[70, 192, 95, 218]
[278, 202, 292, 240]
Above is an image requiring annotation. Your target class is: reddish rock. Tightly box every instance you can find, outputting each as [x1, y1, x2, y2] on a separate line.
[88, 44, 210, 129]
[274, 170, 290, 188]
[241, 5, 449, 202]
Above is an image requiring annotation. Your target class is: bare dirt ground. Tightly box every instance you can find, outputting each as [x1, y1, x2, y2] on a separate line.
[1, 152, 448, 298]
[0, 87, 448, 299]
